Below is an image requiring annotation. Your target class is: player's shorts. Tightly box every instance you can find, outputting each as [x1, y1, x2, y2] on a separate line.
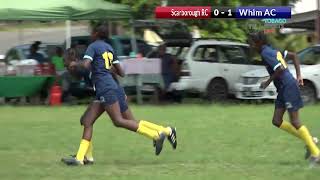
[95, 84, 128, 113]
[275, 82, 304, 112]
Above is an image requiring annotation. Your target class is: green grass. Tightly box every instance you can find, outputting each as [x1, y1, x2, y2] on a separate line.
[0, 104, 320, 180]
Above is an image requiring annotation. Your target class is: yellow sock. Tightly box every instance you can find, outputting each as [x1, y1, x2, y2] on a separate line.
[298, 126, 320, 157]
[76, 139, 90, 162]
[140, 120, 171, 136]
[279, 121, 301, 139]
[85, 141, 94, 161]
[137, 122, 160, 140]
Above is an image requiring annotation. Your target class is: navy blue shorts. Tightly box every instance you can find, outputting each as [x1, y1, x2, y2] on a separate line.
[96, 85, 128, 113]
[275, 82, 303, 112]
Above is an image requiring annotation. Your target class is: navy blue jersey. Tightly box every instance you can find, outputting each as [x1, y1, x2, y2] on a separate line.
[83, 40, 120, 90]
[261, 45, 296, 90]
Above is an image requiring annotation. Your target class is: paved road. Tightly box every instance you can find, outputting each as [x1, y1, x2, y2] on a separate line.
[0, 25, 89, 55]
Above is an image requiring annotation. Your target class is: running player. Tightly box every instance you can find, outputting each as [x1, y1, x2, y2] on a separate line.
[248, 31, 320, 166]
[61, 25, 177, 166]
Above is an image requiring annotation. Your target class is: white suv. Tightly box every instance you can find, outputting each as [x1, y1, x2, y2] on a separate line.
[170, 39, 263, 101]
[235, 45, 320, 104]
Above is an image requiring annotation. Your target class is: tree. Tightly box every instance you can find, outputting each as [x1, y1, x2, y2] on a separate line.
[106, 0, 304, 49]
[166, 0, 298, 41]
[106, 0, 160, 19]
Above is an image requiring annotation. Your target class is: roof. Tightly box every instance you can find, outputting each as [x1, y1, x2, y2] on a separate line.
[285, 10, 320, 30]
[0, 0, 131, 21]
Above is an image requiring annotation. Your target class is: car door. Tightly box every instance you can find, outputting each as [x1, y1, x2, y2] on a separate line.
[297, 46, 320, 99]
[188, 44, 222, 91]
[288, 46, 318, 76]
[217, 45, 253, 93]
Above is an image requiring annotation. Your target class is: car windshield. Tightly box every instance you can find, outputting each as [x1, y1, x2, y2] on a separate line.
[296, 47, 320, 65]
[147, 45, 190, 60]
[166, 46, 190, 60]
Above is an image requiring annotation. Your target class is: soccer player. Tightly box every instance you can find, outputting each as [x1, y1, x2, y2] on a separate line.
[61, 25, 177, 166]
[248, 31, 320, 166]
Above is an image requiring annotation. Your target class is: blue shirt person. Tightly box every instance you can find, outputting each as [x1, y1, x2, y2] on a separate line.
[28, 41, 46, 63]
[83, 40, 120, 92]
[260, 45, 296, 91]
[61, 24, 177, 166]
[248, 31, 320, 165]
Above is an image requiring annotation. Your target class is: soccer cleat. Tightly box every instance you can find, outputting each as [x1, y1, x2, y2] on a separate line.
[167, 127, 177, 149]
[61, 156, 84, 166]
[70, 155, 94, 165]
[304, 137, 319, 160]
[84, 158, 94, 165]
[155, 132, 166, 156]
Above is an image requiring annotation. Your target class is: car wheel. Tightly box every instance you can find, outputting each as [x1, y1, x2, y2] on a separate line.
[206, 79, 228, 102]
[300, 82, 316, 105]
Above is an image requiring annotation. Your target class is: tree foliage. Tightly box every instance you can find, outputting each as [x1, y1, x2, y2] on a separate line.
[106, 0, 305, 50]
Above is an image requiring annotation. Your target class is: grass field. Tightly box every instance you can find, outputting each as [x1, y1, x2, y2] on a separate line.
[1, 103, 320, 180]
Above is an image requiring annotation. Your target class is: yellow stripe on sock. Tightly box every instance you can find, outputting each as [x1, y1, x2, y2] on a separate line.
[298, 126, 320, 157]
[76, 139, 90, 162]
[140, 120, 171, 136]
[137, 123, 160, 140]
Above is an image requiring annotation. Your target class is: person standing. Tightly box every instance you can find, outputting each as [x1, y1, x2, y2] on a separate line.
[61, 25, 177, 166]
[248, 31, 320, 167]
[28, 41, 46, 64]
[51, 47, 65, 75]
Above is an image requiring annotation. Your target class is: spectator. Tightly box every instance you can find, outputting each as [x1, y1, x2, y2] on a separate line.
[28, 41, 46, 63]
[158, 44, 182, 103]
[51, 47, 65, 75]
[61, 48, 94, 102]
[158, 44, 178, 90]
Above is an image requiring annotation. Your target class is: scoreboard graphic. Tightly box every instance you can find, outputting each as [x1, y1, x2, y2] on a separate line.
[155, 6, 291, 19]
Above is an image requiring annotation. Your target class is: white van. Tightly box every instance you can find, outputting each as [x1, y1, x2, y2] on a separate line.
[170, 39, 263, 101]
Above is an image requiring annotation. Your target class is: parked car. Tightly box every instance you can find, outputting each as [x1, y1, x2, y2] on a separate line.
[2, 43, 62, 65]
[1, 43, 61, 76]
[133, 20, 193, 47]
[169, 39, 264, 101]
[66, 35, 153, 59]
[235, 45, 320, 104]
